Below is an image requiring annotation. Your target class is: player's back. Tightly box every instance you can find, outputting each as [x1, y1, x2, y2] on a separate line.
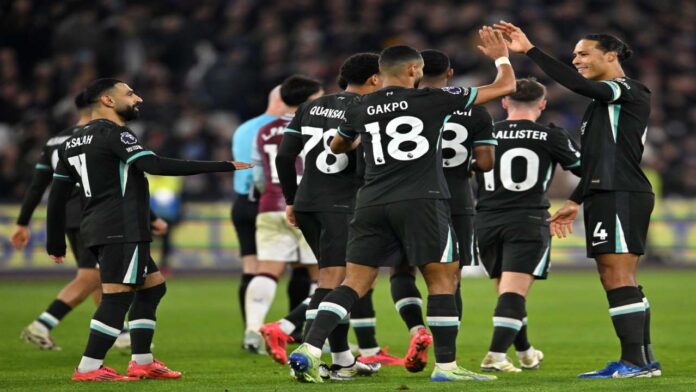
[42, 126, 85, 227]
[56, 119, 154, 246]
[475, 120, 581, 227]
[288, 92, 363, 212]
[338, 86, 478, 207]
[256, 114, 299, 212]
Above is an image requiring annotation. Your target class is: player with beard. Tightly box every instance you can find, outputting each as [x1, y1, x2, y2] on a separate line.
[46, 78, 252, 381]
[496, 21, 658, 378]
[289, 27, 516, 383]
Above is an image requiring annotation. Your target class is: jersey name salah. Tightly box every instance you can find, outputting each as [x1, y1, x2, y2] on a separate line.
[284, 92, 363, 212]
[337, 86, 478, 207]
[37, 126, 83, 228]
[53, 119, 155, 247]
[442, 105, 496, 215]
[475, 120, 581, 227]
[256, 115, 302, 213]
[577, 77, 652, 196]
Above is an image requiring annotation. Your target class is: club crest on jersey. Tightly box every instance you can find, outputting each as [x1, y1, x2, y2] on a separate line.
[442, 86, 467, 95]
[120, 132, 138, 145]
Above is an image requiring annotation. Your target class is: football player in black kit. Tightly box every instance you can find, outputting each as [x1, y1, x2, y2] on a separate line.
[46, 78, 251, 381]
[288, 27, 516, 383]
[474, 78, 581, 373]
[496, 21, 659, 378]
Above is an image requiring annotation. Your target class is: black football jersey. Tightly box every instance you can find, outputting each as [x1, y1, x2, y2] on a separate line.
[284, 92, 363, 212]
[442, 106, 496, 215]
[576, 77, 652, 196]
[475, 120, 581, 228]
[337, 86, 478, 207]
[36, 127, 83, 228]
[53, 119, 155, 247]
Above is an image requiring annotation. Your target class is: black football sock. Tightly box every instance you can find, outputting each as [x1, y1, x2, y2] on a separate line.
[638, 285, 655, 363]
[83, 292, 134, 362]
[304, 286, 358, 351]
[427, 294, 459, 365]
[513, 313, 531, 352]
[489, 292, 526, 354]
[288, 267, 311, 311]
[281, 297, 310, 337]
[239, 273, 255, 323]
[350, 289, 379, 353]
[455, 282, 463, 320]
[607, 286, 647, 367]
[390, 272, 425, 332]
[128, 283, 166, 360]
[37, 299, 72, 331]
[303, 288, 331, 341]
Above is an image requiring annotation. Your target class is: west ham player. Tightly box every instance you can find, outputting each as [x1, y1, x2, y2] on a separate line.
[46, 78, 251, 381]
[474, 78, 581, 372]
[496, 21, 658, 378]
[260, 54, 397, 376]
[231, 86, 288, 327]
[243, 75, 323, 353]
[418, 48, 496, 316]
[289, 27, 516, 383]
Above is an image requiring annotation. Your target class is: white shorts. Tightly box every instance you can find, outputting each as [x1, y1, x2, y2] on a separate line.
[255, 211, 317, 264]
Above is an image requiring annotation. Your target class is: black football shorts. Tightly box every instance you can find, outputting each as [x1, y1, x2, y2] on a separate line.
[476, 223, 551, 279]
[66, 228, 99, 269]
[294, 211, 351, 268]
[94, 242, 159, 285]
[452, 214, 477, 268]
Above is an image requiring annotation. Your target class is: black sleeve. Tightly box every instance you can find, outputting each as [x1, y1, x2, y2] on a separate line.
[150, 210, 159, 222]
[132, 155, 237, 176]
[569, 183, 584, 204]
[276, 133, 304, 205]
[46, 179, 74, 256]
[526, 47, 615, 102]
[16, 169, 53, 225]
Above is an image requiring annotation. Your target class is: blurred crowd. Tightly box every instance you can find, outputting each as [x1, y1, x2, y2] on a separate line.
[1, 0, 695, 201]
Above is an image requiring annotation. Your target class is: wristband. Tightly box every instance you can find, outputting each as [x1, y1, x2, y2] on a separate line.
[495, 57, 511, 67]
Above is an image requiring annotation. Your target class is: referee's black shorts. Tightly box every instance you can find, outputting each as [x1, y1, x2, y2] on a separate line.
[231, 194, 259, 257]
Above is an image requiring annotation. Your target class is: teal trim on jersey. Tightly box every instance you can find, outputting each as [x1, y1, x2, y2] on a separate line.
[52, 173, 73, 182]
[542, 165, 553, 191]
[336, 127, 354, 140]
[608, 104, 621, 143]
[437, 114, 453, 147]
[126, 150, 155, 164]
[284, 128, 301, 135]
[466, 87, 479, 108]
[601, 80, 622, 102]
[123, 245, 139, 284]
[564, 160, 581, 169]
[119, 161, 128, 196]
[473, 139, 498, 145]
[615, 214, 628, 253]
[533, 244, 550, 277]
[35, 163, 51, 171]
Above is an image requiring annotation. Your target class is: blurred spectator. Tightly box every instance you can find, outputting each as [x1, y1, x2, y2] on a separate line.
[0, 0, 694, 200]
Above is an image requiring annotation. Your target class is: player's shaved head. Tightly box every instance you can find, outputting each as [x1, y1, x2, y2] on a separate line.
[379, 45, 423, 76]
[421, 49, 450, 78]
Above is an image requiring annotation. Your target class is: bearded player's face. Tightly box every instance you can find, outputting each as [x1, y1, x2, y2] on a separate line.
[111, 83, 143, 122]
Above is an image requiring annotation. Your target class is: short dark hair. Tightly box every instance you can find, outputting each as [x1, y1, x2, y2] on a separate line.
[508, 77, 546, 102]
[280, 75, 322, 106]
[583, 33, 633, 62]
[83, 78, 124, 105]
[338, 53, 379, 87]
[421, 49, 450, 77]
[74, 91, 89, 109]
[379, 45, 422, 72]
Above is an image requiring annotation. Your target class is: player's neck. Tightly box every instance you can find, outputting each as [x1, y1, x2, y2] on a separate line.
[506, 109, 540, 122]
[417, 76, 447, 89]
[76, 114, 91, 126]
[90, 108, 125, 126]
[381, 75, 414, 89]
[345, 85, 373, 96]
[594, 65, 625, 81]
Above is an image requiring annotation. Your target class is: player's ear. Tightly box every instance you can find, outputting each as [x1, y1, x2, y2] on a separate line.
[501, 97, 509, 110]
[605, 51, 617, 63]
[446, 68, 454, 80]
[100, 94, 115, 108]
[539, 98, 547, 111]
[370, 74, 379, 87]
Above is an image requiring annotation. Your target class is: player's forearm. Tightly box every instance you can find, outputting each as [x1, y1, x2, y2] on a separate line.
[473, 62, 516, 105]
[330, 134, 354, 154]
[276, 136, 303, 205]
[16, 169, 53, 225]
[526, 47, 614, 101]
[133, 155, 237, 176]
[46, 180, 73, 256]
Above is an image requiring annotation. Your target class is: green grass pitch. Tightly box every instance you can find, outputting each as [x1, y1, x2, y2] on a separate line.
[1, 270, 695, 391]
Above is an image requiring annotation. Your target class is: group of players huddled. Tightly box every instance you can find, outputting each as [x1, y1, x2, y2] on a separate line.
[13, 21, 658, 383]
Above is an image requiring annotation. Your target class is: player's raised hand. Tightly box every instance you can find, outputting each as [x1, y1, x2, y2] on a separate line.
[494, 21, 534, 54]
[477, 26, 509, 60]
[50, 255, 65, 264]
[230, 161, 253, 170]
[548, 200, 580, 238]
[10, 225, 30, 250]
